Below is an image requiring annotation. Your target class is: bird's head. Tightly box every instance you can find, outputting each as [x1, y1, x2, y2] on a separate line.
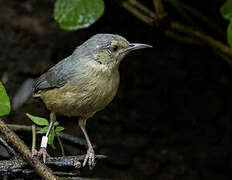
[75, 34, 152, 70]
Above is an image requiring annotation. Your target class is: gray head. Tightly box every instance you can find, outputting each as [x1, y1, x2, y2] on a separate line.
[73, 34, 152, 69]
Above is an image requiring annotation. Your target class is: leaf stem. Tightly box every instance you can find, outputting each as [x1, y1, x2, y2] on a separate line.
[56, 132, 65, 156]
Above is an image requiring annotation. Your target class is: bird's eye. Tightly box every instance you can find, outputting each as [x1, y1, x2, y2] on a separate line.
[109, 45, 119, 52]
[96, 60, 102, 64]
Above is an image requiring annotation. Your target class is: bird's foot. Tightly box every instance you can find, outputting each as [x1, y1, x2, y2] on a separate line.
[32, 148, 50, 163]
[83, 148, 96, 170]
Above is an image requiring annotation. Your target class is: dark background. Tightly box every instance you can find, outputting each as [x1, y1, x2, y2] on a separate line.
[1, 0, 232, 179]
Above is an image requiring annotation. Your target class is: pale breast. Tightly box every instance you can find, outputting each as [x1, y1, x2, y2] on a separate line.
[40, 68, 120, 118]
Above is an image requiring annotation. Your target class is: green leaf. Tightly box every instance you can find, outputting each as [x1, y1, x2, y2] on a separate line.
[227, 20, 232, 46]
[26, 113, 49, 126]
[55, 126, 64, 133]
[0, 82, 10, 116]
[54, 0, 105, 30]
[48, 129, 55, 146]
[50, 142, 56, 150]
[220, 0, 232, 20]
[37, 127, 49, 134]
[54, 121, 59, 126]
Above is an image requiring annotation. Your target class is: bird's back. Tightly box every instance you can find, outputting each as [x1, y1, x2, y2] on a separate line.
[33, 55, 80, 97]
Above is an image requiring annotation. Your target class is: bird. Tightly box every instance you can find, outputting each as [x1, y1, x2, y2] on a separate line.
[33, 33, 152, 169]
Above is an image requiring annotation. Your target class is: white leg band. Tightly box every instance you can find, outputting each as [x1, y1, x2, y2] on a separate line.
[40, 136, 48, 148]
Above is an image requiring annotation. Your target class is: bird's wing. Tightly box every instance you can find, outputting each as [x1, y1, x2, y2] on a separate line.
[33, 56, 77, 95]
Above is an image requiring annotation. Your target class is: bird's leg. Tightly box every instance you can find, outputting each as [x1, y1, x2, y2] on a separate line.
[37, 112, 56, 163]
[78, 117, 95, 169]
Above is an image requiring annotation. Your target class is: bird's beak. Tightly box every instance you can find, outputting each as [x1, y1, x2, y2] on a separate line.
[123, 43, 153, 53]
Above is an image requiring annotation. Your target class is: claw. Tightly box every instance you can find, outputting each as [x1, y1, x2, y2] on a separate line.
[83, 148, 96, 170]
[37, 148, 50, 163]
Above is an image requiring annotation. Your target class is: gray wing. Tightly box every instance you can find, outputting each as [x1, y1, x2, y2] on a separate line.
[33, 55, 77, 96]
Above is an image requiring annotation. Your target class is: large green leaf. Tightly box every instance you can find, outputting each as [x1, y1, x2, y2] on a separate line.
[54, 0, 105, 30]
[0, 82, 10, 116]
[220, 0, 232, 20]
[26, 113, 49, 126]
[37, 126, 49, 134]
[227, 20, 232, 46]
[48, 128, 56, 149]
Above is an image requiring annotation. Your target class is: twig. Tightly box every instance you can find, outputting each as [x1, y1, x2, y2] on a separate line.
[169, 21, 232, 58]
[0, 155, 106, 176]
[214, 50, 232, 66]
[0, 136, 16, 156]
[7, 124, 32, 131]
[118, 0, 232, 64]
[0, 119, 57, 180]
[165, 0, 225, 35]
[128, 0, 157, 19]
[153, 0, 167, 19]
[8, 124, 88, 149]
[164, 29, 204, 46]
[164, 29, 231, 62]
[165, 0, 196, 26]
[31, 124, 36, 153]
[120, 0, 155, 26]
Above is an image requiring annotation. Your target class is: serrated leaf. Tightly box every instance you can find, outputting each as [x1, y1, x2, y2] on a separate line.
[37, 127, 49, 134]
[0, 82, 10, 116]
[227, 20, 232, 46]
[220, 0, 232, 20]
[26, 113, 49, 126]
[54, 0, 105, 30]
[55, 126, 64, 133]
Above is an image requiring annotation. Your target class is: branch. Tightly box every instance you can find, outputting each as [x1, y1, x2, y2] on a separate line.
[0, 155, 106, 177]
[0, 136, 16, 156]
[8, 124, 88, 149]
[164, 29, 232, 64]
[165, 0, 225, 35]
[118, 0, 232, 64]
[128, 0, 157, 19]
[164, 29, 204, 46]
[169, 21, 232, 58]
[164, 0, 196, 26]
[153, 0, 167, 19]
[0, 119, 57, 180]
[119, 0, 156, 26]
